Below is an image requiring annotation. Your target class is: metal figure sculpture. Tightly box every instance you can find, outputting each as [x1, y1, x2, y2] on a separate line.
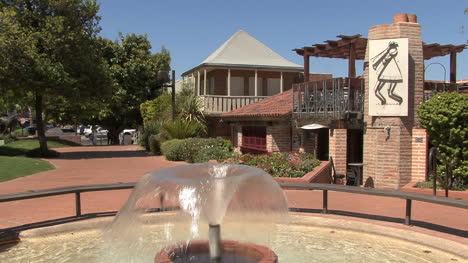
[371, 41, 404, 105]
[0, 114, 18, 134]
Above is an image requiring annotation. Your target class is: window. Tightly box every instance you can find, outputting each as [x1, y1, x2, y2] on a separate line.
[230, 77, 244, 96]
[267, 78, 281, 96]
[248, 77, 263, 96]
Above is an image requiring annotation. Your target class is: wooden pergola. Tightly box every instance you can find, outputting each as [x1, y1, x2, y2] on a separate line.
[294, 34, 466, 84]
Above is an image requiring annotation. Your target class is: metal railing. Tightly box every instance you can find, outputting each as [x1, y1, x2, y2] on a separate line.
[201, 95, 267, 114]
[1, 181, 467, 235]
[241, 136, 267, 151]
[292, 77, 364, 120]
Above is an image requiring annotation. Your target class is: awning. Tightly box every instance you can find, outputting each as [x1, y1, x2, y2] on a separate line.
[300, 123, 328, 130]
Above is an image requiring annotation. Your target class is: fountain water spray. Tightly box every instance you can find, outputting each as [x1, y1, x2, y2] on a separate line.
[102, 163, 288, 263]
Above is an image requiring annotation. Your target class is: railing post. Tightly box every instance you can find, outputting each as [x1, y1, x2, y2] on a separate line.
[405, 199, 412, 225]
[75, 192, 81, 217]
[322, 190, 328, 214]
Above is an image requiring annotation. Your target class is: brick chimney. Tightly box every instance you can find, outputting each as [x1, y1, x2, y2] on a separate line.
[394, 13, 418, 23]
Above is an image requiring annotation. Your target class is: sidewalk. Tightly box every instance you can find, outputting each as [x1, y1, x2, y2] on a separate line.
[0, 145, 466, 245]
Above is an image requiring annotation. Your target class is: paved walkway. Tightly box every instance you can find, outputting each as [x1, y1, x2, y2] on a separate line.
[0, 145, 466, 245]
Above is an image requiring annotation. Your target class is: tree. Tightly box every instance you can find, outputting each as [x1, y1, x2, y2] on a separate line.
[417, 92, 468, 190]
[0, 0, 112, 153]
[98, 34, 170, 144]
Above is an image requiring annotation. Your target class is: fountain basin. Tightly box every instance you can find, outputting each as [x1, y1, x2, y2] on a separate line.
[155, 240, 277, 263]
[1, 213, 466, 263]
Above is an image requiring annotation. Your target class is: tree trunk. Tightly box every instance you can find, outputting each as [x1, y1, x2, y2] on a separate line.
[109, 127, 124, 145]
[35, 93, 48, 153]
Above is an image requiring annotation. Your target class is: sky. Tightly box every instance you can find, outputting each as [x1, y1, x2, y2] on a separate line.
[98, 0, 467, 81]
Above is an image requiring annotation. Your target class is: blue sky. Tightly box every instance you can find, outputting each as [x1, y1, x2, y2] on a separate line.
[98, 0, 467, 81]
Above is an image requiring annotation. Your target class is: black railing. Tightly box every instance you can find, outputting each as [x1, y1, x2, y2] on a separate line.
[292, 77, 364, 120]
[1, 181, 467, 236]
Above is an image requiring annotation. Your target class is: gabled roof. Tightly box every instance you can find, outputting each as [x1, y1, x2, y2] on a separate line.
[222, 89, 293, 119]
[183, 30, 302, 75]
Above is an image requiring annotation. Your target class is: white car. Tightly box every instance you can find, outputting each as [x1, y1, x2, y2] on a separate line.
[84, 126, 108, 138]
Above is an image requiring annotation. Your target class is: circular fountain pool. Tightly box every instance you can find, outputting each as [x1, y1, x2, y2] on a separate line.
[0, 214, 465, 263]
[1, 164, 466, 262]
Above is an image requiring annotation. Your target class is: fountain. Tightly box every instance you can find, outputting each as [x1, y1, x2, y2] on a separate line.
[1, 163, 466, 263]
[101, 163, 288, 263]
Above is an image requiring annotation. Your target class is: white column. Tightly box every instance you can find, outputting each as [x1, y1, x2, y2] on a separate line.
[197, 71, 201, 96]
[204, 69, 207, 96]
[227, 68, 231, 96]
[192, 73, 196, 95]
[254, 69, 258, 96]
[280, 72, 283, 93]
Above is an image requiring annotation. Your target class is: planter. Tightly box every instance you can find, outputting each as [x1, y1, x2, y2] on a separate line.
[274, 161, 331, 184]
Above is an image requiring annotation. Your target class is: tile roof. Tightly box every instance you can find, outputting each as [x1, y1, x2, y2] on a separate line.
[222, 89, 293, 118]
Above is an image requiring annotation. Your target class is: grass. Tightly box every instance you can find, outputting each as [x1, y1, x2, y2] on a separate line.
[0, 156, 54, 182]
[0, 138, 79, 156]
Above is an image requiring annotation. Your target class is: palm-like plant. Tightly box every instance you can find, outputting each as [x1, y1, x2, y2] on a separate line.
[162, 119, 204, 140]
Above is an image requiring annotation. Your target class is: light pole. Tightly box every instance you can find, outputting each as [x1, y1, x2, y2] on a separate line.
[158, 70, 176, 120]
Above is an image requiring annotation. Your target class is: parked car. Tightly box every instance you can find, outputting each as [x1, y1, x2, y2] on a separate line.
[25, 125, 36, 135]
[84, 126, 108, 138]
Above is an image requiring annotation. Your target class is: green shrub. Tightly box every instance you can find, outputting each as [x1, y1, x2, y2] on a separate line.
[193, 145, 237, 163]
[140, 92, 172, 125]
[148, 134, 161, 155]
[161, 139, 183, 161]
[25, 148, 60, 158]
[11, 129, 28, 138]
[224, 152, 320, 178]
[161, 137, 233, 163]
[417, 92, 467, 190]
[139, 121, 162, 151]
[0, 134, 15, 144]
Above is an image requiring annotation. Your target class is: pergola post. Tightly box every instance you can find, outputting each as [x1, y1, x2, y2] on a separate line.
[227, 68, 231, 96]
[204, 69, 207, 95]
[450, 51, 457, 91]
[348, 43, 356, 78]
[254, 69, 258, 96]
[304, 55, 310, 82]
[280, 71, 283, 93]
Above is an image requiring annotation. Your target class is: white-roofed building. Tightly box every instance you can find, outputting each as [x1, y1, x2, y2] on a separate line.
[182, 30, 305, 116]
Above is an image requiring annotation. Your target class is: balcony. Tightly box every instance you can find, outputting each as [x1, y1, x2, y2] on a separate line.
[201, 95, 268, 115]
[292, 78, 364, 121]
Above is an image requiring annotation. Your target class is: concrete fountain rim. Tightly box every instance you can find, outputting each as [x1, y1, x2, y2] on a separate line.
[15, 212, 467, 259]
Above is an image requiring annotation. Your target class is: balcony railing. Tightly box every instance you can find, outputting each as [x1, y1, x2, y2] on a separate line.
[292, 78, 364, 121]
[201, 95, 268, 114]
[241, 136, 267, 151]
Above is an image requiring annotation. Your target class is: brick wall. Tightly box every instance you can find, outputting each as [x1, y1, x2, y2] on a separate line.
[267, 125, 291, 152]
[329, 129, 347, 175]
[363, 15, 425, 189]
[291, 129, 317, 154]
[411, 128, 428, 182]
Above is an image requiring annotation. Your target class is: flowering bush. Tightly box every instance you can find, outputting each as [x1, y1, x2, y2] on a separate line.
[224, 152, 320, 178]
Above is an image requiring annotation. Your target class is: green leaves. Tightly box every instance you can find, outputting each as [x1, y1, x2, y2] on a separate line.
[418, 92, 468, 189]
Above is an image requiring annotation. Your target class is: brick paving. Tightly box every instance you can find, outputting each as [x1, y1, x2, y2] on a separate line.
[0, 145, 466, 245]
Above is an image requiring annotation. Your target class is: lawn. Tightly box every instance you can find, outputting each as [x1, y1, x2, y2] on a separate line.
[0, 138, 79, 156]
[0, 156, 54, 182]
